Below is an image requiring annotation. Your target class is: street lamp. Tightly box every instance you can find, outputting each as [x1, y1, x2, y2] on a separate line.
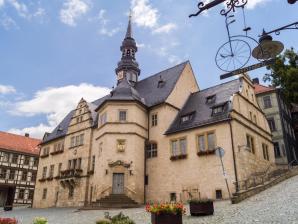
[237, 144, 249, 152]
[252, 32, 284, 60]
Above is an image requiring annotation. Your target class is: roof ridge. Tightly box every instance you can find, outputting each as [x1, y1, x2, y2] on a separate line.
[0, 131, 41, 141]
[139, 60, 189, 82]
[254, 83, 275, 89]
[192, 78, 240, 94]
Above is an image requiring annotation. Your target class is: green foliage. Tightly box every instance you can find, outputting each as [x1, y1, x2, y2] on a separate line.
[95, 220, 111, 224]
[96, 212, 135, 224]
[264, 47, 298, 103]
[32, 217, 48, 224]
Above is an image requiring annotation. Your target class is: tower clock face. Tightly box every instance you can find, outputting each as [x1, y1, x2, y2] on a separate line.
[117, 71, 124, 80]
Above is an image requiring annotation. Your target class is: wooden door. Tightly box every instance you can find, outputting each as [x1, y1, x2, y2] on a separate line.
[112, 173, 124, 194]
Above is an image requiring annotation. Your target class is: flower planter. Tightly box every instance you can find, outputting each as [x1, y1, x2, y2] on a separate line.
[189, 201, 214, 216]
[151, 213, 182, 224]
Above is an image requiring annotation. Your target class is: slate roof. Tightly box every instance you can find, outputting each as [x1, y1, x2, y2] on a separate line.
[165, 79, 242, 135]
[42, 61, 188, 144]
[0, 131, 41, 155]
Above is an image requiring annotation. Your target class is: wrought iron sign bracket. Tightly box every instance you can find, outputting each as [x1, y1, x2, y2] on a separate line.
[261, 21, 298, 36]
[189, 0, 248, 17]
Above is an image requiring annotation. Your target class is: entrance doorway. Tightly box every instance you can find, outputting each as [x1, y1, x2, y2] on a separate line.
[112, 173, 124, 194]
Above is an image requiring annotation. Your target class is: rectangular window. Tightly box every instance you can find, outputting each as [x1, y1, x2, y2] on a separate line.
[170, 138, 187, 157]
[79, 134, 84, 145]
[22, 171, 27, 181]
[100, 112, 107, 125]
[33, 158, 38, 166]
[92, 156, 95, 171]
[18, 189, 25, 199]
[212, 105, 225, 115]
[49, 165, 54, 178]
[42, 188, 47, 199]
[119, 110, 127, 122]
[263, 96, 272, 108]
[117, 139, 126, 152]
[75, 136, 80, 146]
[77, 158, 82, 170]
[249, 111, 253, 120]
[246, 134, 255, 154]
[12, 154, 18, 164]
[171, 140, 179, 156]
[216, 190, 223, 199]
[42, 166, 47, 179]
[24, 156, 30, 165]
[262, 143, 269, 161]
[151, 114, 158, 126]
[273, 142, 281, 158]
[71, 137, 75, 147]
[267, 118, 276, 131]
[198, 135, 205, 151]
[31, 173, 36, 182]
[146, 143, 158, 158]
[253, 115, 257, 124]
[28, 190, 34, 200]
[180, 138, 187, 155]
[197, 132, 216, 153]
[206, 95, 216, 104]
[9, 170, 15, 180]
[2, 152, 9, 162]
[181, 113, 195, 123]
[58, 163, 62, 176]
[0, 169, 7, 179]
[145, 175, 149, 185]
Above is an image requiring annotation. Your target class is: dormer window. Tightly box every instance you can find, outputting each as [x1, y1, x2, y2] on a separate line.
[206, 95, 216, 104]
[212, 104, 226, 116]
[181, 112, 195, 123]
[157, 76, 165, 88]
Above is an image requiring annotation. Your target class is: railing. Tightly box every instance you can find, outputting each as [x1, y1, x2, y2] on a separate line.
[60, 169, 83, 179]
[124, 186, 137, 199]
[99, 186, 112, 198]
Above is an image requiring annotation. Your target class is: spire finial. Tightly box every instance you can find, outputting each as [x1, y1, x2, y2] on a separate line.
[125, 10, 133, 38]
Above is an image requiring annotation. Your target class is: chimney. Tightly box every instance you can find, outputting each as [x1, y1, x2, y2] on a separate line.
[252, 78, 259, 84]
[25, 133, 29, 137]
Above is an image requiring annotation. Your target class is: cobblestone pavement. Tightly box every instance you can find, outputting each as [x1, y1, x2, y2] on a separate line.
[1, 175, 298, 224]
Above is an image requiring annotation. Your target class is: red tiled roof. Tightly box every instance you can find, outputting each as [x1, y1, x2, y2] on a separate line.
[0, 131, 41, 155]
[253, 84, 276, 94]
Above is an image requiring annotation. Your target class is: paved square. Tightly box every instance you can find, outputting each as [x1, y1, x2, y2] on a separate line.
[1, 175, 298, 224]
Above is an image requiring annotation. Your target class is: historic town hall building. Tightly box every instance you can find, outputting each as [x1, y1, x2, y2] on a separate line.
[33, 17, 276, 208]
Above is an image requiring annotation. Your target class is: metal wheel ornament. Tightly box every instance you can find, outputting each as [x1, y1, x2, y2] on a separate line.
[215, 39, 251, 72]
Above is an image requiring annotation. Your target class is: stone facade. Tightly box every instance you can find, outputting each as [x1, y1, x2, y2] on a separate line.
[33, 19, 276, 208]
[253, 79, 297, 165]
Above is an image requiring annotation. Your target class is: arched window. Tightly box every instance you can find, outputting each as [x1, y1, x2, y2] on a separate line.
[146, 142, 157, 158]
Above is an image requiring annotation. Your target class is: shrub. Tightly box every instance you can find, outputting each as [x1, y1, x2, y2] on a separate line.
[96, 219, 111, 224]
[0, 218, 18, 224]
[146, 202, 186, 215]
[96, 212, 135, 224]
[32, 217, 48, 224]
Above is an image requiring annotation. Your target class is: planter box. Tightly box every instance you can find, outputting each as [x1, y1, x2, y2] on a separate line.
[189, 201, 214, 216]
[151, 213, 182, 224]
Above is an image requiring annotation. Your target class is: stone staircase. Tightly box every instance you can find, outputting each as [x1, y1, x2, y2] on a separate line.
[91, 194, 139, 209]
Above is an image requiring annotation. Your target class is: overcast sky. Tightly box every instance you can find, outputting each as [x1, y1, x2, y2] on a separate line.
[1, 0, 298, 138]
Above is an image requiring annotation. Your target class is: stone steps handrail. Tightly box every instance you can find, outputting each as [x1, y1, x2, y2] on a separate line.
[124, 186, 137, 195]
[100, 186, 112, 197]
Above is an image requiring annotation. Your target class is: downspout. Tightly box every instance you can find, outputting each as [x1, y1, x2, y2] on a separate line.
[229, 120, 239, 192]
[84, 128, 94, 206]
[144, 110, 149, 204]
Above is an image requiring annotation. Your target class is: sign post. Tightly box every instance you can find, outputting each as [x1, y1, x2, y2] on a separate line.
[215, 147, 231, 199]
[220, 59, 275, 80]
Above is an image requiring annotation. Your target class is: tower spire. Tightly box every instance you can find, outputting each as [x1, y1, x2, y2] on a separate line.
[125, 10, 132, 38]
[115, 12, 140, 85]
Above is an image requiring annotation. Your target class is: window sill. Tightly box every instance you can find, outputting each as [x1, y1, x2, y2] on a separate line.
[197, 149, 216, 156]
[170, 154, 187, 161]
[69, 144, 83, 149]
[50, 150, 64, 155]
[38, 178, 47, 182]
[40, 154, 49, 158]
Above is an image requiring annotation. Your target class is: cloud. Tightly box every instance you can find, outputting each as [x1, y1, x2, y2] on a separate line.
[96, 9, 120, 37]
[7, 0, 28, 18]
[0, 0, 4, 7]
[8, 124, 53, 139]
[60, 0, 89, 26]
[9, 83, 110, 138]
[0, 84, 16, 94]
[153, 23, 177, 34]
[246, 0, 270, 9]
[131, 0, 158, 28]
